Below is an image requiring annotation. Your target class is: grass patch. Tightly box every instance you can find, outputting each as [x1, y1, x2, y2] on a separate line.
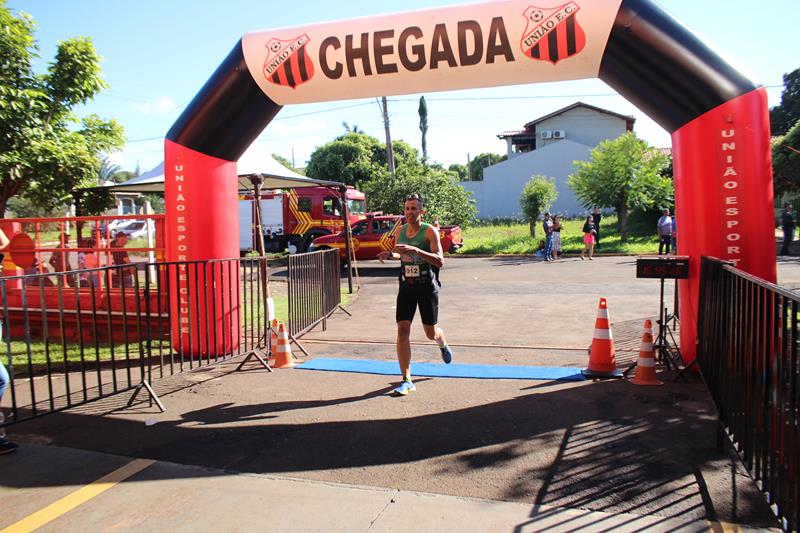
[7, 282, 355, 369]
[458, 215, 661, 255]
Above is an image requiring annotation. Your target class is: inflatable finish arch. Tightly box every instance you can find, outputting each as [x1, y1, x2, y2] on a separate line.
[166, 0, 775, 359]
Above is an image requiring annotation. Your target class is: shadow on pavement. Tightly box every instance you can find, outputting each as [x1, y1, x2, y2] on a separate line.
[4, 374, 779, 529]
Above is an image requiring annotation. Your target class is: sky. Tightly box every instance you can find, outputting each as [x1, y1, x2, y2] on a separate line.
[9, 0, 797, 174]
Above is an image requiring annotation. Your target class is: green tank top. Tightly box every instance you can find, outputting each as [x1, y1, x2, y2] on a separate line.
[398, 222, 432, 275]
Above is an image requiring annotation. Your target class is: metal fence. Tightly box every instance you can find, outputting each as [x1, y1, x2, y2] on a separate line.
[287, 248, 343, 340]
[697, 257, 799, 531]
[0, 257, 271, 424]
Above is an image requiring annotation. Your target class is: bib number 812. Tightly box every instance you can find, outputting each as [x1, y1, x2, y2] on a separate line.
[404, 265, 420, 278]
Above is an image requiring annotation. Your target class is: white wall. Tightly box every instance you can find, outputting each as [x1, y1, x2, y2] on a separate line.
[461, 140, 591, 219]
[537, 107, 628, 150]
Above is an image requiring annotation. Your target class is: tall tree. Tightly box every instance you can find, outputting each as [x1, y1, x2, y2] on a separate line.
[567, 132, 671, 242]
[418, 96, 429, 161]
[0, 3, 124, 216]
[519, 176, 558, 238]
[770, 68, 800, 136]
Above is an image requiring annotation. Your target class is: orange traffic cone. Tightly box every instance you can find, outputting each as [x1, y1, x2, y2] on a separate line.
[272, 323, 295, 369]
[631, 319, 662, 385]
[582, 297, 622, 378]
[269, 319, 279, 358]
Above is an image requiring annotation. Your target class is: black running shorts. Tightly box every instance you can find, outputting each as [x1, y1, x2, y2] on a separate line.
[395, 279, 439, 325]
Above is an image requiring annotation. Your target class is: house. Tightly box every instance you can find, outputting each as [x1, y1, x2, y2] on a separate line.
[461, 102, 636, 218]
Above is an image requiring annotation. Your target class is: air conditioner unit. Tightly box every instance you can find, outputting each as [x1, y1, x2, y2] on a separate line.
[553, 130, 566, 139]
[540, 130, 552, 139]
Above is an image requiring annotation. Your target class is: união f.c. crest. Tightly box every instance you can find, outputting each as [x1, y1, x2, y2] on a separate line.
[521, 2, 586, 64]
[263, 34, 314, 89]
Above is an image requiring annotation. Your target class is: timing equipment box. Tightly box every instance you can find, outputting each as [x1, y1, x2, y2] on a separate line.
[635, 256, 689, 279]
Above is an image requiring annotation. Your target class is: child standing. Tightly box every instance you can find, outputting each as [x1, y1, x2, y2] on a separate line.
[581, 215, 597, 260]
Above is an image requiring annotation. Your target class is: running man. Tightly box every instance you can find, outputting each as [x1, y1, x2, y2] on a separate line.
[378, 193, 453, 396]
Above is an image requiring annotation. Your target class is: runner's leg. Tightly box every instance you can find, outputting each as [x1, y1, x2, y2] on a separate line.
[396, 321, 412, 380]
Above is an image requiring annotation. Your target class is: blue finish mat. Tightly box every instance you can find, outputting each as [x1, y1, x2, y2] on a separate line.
[297, 358, 586, 381]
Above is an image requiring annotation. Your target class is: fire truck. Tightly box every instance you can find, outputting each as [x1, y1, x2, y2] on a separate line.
[239, 186, 367, 253]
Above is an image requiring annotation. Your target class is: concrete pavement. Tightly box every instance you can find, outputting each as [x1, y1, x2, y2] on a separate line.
[3, 256, 799, 531]
[0, 444, 774, 532]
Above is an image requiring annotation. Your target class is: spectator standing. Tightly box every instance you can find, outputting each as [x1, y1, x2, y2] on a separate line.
[552, 215, 563, 260]
[111, 232, 134, 288]
[581, 215, 597, 260]
[542, 213, 554, 262]
[592, 207, 603, 246]
[657, 209, 673, 255]
[78, 237, 101, 287]
[0, 227, 18, 453]
[49, 232, 74, 286]
[780, 203, 796, 256]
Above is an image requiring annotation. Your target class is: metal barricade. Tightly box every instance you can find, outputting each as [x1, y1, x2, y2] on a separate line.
[0, 257, 271, 425]
[697, 257, 799, 531]
[287, 249, 342, 340]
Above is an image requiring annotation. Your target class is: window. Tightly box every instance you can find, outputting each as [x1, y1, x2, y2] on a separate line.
[348, 199, 366, 215]
[323, 196, 341, 216]
[373, 220, 395, 234]
[298, 197, 312, 212]
[351, 221, 368, 236]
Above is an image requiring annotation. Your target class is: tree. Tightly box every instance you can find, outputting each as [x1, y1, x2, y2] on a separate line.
[418, 96, 429, 161]
[305, 133, 387, 186]
[567, 132, 671, 242]
[772, 119, 800, 195]
[341, 122, 364, 134]
[305, 133, 421, 187]
[448, 163, 468, 181]
[770, 68, 800, 136]
[519, 176, 558, 238]
[362, 160, 476, 228]
[98, 157, 120, 183]
[0, 4, 124, 217]
[468, 152, 505, 181]
[272, 153, 305, 175]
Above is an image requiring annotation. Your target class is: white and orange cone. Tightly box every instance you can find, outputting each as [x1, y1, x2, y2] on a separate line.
[582, 297, 622, 379]
[631, 319, 662, 385]
[269, 319, 279, 358]
[272, 323, 295, 369]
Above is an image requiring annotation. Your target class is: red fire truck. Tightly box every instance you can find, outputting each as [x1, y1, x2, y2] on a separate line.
[239, 186, 367, 253]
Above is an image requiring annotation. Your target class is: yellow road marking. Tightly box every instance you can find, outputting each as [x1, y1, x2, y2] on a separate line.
[1, 458, 155, 533]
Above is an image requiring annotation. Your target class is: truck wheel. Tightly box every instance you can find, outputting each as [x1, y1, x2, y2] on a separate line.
[302, 232, 328, 253]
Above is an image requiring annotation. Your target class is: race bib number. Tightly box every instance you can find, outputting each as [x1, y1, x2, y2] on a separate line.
[403, 265, 421, 278]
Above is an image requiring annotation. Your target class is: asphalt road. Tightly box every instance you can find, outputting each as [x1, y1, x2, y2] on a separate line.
[8, 255, 800, 529]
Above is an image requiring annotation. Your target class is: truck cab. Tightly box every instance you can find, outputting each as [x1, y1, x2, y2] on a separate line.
[239, 186, 367, 253]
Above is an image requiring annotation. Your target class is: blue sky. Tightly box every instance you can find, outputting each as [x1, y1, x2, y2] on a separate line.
[10, 0, 797, 174]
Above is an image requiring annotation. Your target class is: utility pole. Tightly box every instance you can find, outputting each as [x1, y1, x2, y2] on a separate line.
[467, 153, 471, 181]
[379, 96, 396, 179]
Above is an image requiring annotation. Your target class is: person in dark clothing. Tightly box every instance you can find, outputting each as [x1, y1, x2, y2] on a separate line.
[591, 207, 602, 246]
[780, 203, 796, 256]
